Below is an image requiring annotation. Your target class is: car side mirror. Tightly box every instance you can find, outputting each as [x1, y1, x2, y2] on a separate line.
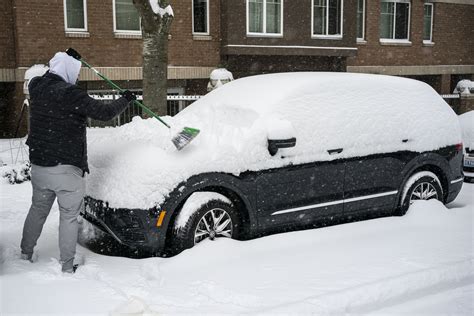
[268, 138, 297, 156]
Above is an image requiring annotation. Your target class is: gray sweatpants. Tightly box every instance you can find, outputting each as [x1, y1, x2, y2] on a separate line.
[21, 164, 85, 269]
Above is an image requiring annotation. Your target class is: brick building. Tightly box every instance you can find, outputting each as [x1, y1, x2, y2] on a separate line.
[1, 0, 473, 137]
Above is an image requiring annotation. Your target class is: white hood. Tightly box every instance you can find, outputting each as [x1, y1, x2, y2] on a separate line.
[48, 52, 81, 84]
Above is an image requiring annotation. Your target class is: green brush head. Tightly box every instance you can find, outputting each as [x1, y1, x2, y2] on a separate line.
[172, 127, 200, 150]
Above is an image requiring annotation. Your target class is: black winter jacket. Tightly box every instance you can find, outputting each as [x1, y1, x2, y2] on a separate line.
[26, 72, 130, 173]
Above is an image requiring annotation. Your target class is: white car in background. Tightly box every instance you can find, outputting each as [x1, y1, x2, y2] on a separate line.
[459, 111, 474, 182]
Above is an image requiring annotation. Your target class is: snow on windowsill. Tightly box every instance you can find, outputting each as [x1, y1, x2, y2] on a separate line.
[357, 39, 367, 45]
[423, 41, 435, 47]
[379, 39, 412, 46]
[114, 32, 142, 39]
[65, 31, 90, 38]
[193, 34, 212, 41]
[312, 35, 343, 40]
[246, 33, 284, 38]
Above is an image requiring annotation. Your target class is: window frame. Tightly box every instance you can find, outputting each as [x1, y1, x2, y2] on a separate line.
[246, 0, 284, 38]
[379, 0, 411, 44]
[63, 0, 88, 32]
[356, 0, 365, 41]
[192, 0, 210, 35]
[311, 0, 344, 39]
[423, 3, 434, 44]
[113, 0, 142, 34]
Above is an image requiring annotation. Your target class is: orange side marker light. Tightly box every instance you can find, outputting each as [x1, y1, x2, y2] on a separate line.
[156, 210, 167, 227]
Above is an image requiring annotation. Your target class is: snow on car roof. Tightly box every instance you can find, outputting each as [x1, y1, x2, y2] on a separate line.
[86, 72, 461, 209]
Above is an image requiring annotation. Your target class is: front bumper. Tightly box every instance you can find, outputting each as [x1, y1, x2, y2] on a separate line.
[81, 197, 165, 253]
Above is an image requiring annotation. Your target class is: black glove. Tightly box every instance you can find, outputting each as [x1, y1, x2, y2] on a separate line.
[120, 90, 136, 102]
[66, 48, 81, 60]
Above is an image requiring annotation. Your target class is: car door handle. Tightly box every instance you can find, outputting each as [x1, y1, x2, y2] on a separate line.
[328, 148, 343, 155]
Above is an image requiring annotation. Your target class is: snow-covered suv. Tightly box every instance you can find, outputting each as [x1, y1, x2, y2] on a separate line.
[81, 73, 464, 256]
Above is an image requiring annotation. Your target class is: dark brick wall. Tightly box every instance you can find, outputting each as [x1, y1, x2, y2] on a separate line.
[221, 0, 358, 51]
[11, 0, 220, 67]
[224, 55, 347, 79]
[0, 82, 26, 138]
[348, 1, 474, 66]
[0, 0, 16, 68]
[171, 0, 221, 66]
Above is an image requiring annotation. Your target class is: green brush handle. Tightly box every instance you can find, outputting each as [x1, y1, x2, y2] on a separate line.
[80, 59, 171, 129]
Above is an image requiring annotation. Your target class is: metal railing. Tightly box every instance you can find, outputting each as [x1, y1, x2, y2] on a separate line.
[441, 94, 461, 99]
[88, 90, 202, 128]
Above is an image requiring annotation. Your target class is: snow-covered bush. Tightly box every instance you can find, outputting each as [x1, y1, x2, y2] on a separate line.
[453, 79, 473, 95]
[207, 68, 234, 91]
[1, 161, 31, 184]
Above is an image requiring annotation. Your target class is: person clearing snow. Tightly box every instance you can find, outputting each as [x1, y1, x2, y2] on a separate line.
[20, 52, 136, 273]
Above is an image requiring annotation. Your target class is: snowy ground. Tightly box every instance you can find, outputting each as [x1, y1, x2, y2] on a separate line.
[0, 139, 473, 315]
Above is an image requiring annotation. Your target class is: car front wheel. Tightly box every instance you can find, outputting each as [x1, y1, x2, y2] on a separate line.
[170, 200, 240, 254]
[397, 171, 444, 215]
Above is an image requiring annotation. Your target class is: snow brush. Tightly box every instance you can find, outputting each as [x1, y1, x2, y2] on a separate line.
[65, 48, 199, 151]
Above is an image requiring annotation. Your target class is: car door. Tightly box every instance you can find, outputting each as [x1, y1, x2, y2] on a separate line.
[343, 152, 409, 215]
[256, 157, 345, 230]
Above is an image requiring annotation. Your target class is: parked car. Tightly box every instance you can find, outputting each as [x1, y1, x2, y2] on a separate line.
[459, 111, 474, 182]
[81, 73, 464, 256]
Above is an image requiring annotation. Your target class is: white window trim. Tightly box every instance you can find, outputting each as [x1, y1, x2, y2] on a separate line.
[379, 39, 412, 45]
[380, 0, 411, 41]
[63, 0, 88, 32]
[357, 0, 365, 41]
[311, 0, 344, 40]
[113, 0, 141, 35]
[192, 0, 210, 35]
[246, 0, 284, 38]
[423, 3, 434, 44]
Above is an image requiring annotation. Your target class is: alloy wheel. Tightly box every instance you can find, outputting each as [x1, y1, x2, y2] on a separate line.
[409, 182, 439, 203]
[194, 208, 233, 245]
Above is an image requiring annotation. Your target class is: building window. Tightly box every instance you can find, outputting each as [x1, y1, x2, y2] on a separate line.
[356, 0, 365, 40]
[380, 0, 410, 41]
[312, 0, 343, 38]
[114, 0, 141, 33]
[423, 3, 433, 43]
[193, 0, 209, 34]
[64, 0, 87, 31]
[247, 0, 283, 36]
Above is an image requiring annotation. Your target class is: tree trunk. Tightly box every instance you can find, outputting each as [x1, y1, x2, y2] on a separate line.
[133, 0, 173, 116]
[143, 31, 169, 116]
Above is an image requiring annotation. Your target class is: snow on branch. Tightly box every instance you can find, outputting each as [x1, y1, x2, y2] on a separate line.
[148, 0, 174, 17]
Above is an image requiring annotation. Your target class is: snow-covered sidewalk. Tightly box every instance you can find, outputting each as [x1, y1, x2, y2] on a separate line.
[1, 180, 473, 315]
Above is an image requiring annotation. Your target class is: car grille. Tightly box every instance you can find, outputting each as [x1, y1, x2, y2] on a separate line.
[117, 229, 147, 243]
[83, 197, 148, 244]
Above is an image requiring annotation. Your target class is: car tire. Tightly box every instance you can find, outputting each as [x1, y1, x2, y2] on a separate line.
[396, 171, 444, 216]
[464, 176, 474, 184]
[170, 199, 240, 254]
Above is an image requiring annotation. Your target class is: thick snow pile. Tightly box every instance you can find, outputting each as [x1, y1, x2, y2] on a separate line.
[210, 68, 234, 81]
[148, 0, 173, 16]
[459, 111, 474, 149]
[175, 192, 232, 229]
[24, 64, 48, 95]
[0, 161, 31, 184]
[453, 79, 473, 94]
[87, 73, 461, 209]
[208, 68, 234, 91]
[1, 180, 473, 315]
